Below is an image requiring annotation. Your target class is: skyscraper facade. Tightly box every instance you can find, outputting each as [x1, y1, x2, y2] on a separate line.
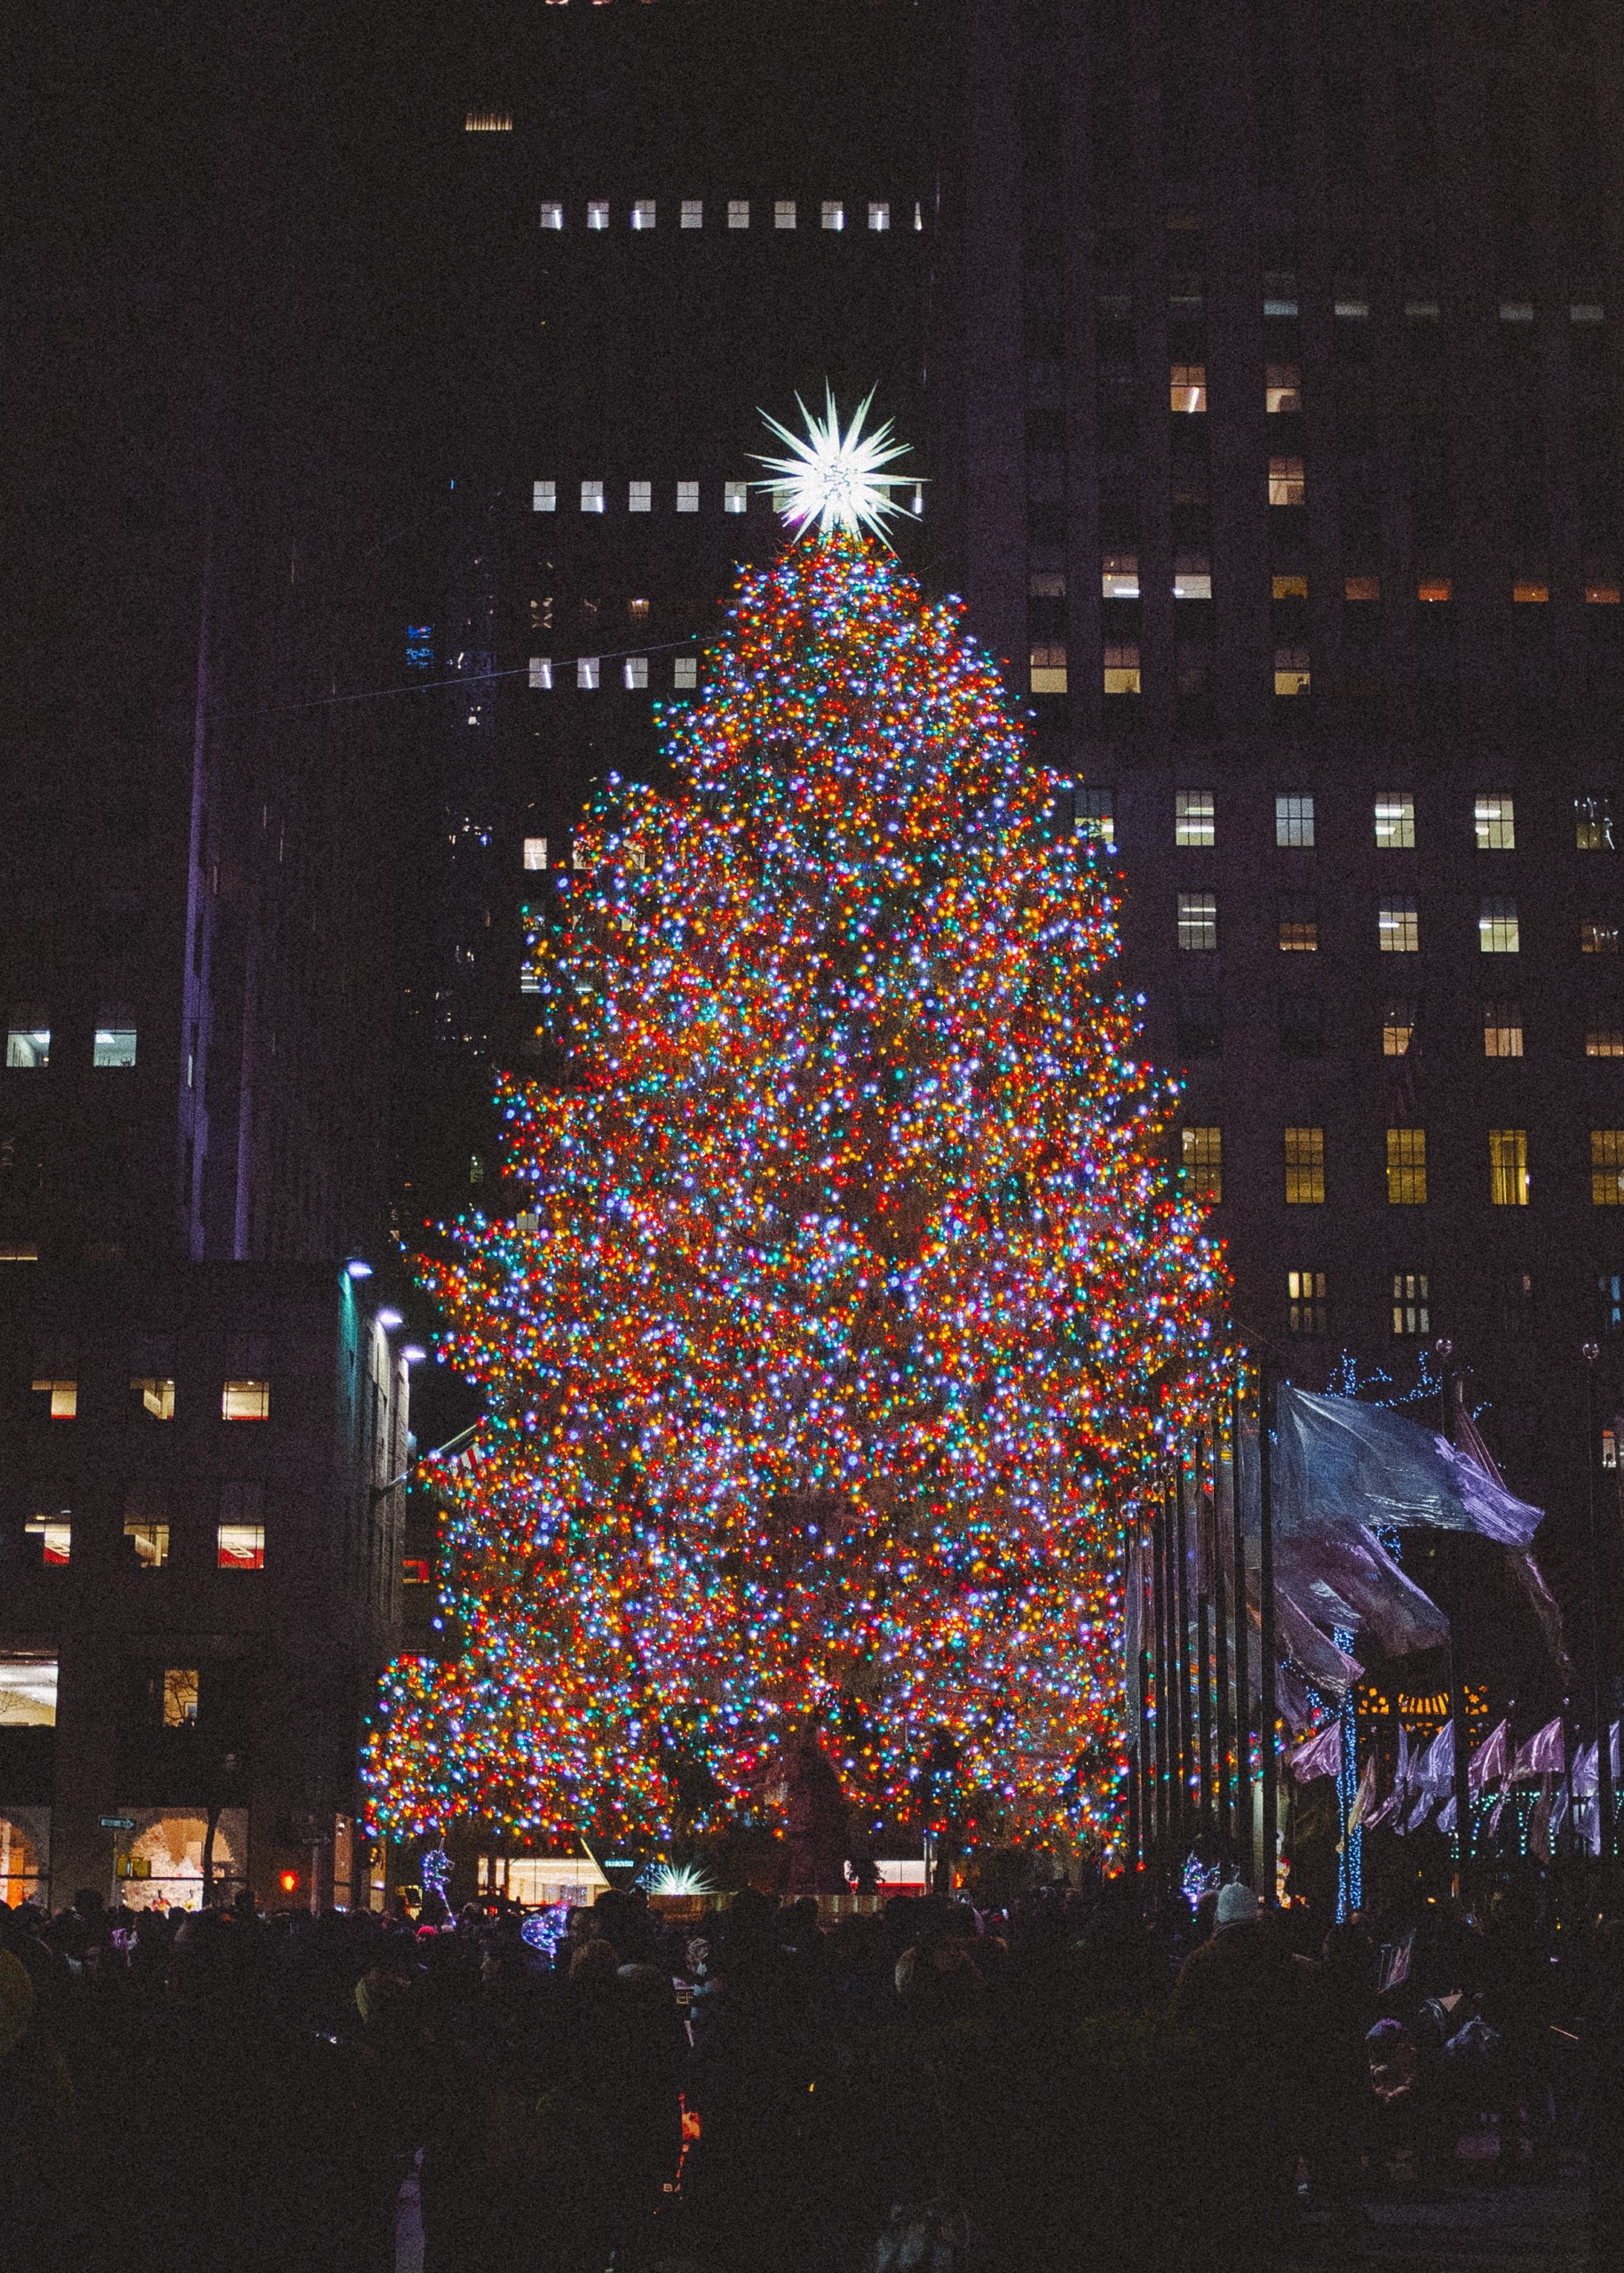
[961, 0, 1624, 1694]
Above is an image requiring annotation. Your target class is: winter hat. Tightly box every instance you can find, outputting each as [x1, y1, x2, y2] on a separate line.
[1215, 1883, 1262, 1931]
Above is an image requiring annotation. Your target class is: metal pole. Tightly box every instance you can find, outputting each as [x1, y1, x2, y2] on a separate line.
[1193, 1439, 1215, 1833]
[1232, 1377, 1253, 1885]
[1258, 1360, 1279, 1904]
[1439, 1361, 1473, 1898]
[1151, 1492, 1168, 1850]
[1173, 1459, 1192, 1847]
[1138, 1639, 1154, 1869]
[1212, 1407, 1233, 1867]
[1584, 1346, 1617, 1863]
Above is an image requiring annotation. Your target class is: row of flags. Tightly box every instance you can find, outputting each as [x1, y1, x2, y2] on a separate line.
[1289, 1713, 1622, 1854]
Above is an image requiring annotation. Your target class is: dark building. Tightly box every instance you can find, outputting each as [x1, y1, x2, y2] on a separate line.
[960, 0, 1624, 1701]
[397, 0, 956, 1215]
[0, 0, 419, 1906]
[0, 1260, 409, 1910]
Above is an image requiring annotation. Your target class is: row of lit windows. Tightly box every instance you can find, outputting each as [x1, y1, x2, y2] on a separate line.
[1067, 556, 1622, 606]
[1177, 992, 1624, 1063]
[1173, 893, 1559, 955]
[23, 1498, 267, 1571]
[1285, 1271, 1624, 1346]
[527, 654, 695, 691]
[531, 476, 928, 518]
[28, 1372, 271, 1422]
[1030, 630, 1620, 698]
[1086, 277, 1606, 329]
[4, 1021, 136, 1072]
[536, 197, 921, 234]
[1076, 789, 1615, 855]
[1178, 1123, 1624, 1208]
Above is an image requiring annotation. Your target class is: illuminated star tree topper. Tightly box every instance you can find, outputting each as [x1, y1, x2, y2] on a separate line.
[752, 383, 918, 541]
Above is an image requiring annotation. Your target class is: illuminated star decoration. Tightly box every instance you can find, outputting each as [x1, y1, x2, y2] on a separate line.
[752, 384, 918, 541]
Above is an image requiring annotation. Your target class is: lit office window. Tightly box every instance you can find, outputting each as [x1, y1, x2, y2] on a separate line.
[1103, 644, 1141, 694]
[1266, 364, 1302, 413]
[1385, 1128, 1428, 1206]
[1587, 1012, 1624, 1057]
[631, 199, 656, 231]
[1391, 1271, 1430, 1337]
[1483, 1000, 1524, 1057]
[587, 202, 609, 231]
[1582, 919, 1620, 955]
[218, 1482, 265, 1570]
[1274, 645, 1311, 695]
[523, 837, 548, 872]
[1177, 892, 1218, 952]
[724, 480, 748, 513]
[222, 1379, 270, 1420]
[463, 110, 511, 132]
[1173, 554, 1211, 598]
[677, 480, 699, 512]
[25, 1509, 70, 1565]
[1418, 575, 1453, 603]
[1030, 645, 1068, 694]
[1489, 1128, 1530, 1207]
[1287, 1269, 1328, 1336]
[539, 202, 564, 231]
[1276, 794, 1315, 848]
[1180, 1126, 1222, 1202]
[728, 199, 750, 229]
[1382, 895, 1419, 950]
[1475, 795, 1516, 851]
[1479, 898, 1520, 954]
[1593, 1130, 1624, 1207]
[581, 480, 605, 514]
[821, 200, 844, 231]
[1075, 788, 1115, 848]
[533, 479, 556, 512]
[31, 1377, 76, 1419]
[1170, 363, 1207, 412]
[93, 1018, 137, 1068]
[1272, 573, 1309, 599]
[528, 658, 552, 690]
[1175, 789, 1216, 847]
[577, 657, 600, 691]
[123, 1489, 170, 1568]
[673, 657, 698, 690]
[1278, 892, 1318, 952]
[774, 200, 796, 229]
[1374, 793, 1415, 849]
[623, 656, 648, 690]
[1382, 1000, 1416, 1057]
[868, 202, 891, 231]
[1269, 455, 1305, 505]
[1284, 1127, 1326, 1205]
[680, 199, 703, 229]
[629, 479, 652, 512]
[1102, 554, 1140, 598]
[5, 1018, 49, 1069]
[1601, 1273, 1624, 1337]
[1577, 795, 1615, 851]
[1513, 578, 1549, 604]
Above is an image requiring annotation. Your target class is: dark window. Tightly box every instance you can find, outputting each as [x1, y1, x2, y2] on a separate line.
[1600, 1272, 1624, 1338]
[1279, 993, 1324, 1058]
[1496, 1269, 1537, 1339]
[1176, 993, 1223, 1058]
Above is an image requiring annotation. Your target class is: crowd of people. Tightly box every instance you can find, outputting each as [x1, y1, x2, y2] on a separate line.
[2, 1857, 1620, 2272]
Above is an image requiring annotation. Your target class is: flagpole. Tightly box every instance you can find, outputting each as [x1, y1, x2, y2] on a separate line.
[1258, 1358, 1279, 1904]
[1174, 1457, 1192, 1847]
[1438, 1348, 1474, 1901]
[1582, 1343, 1617, 1863]
[1232, 1374, 1253, 1887]
[1192, 1439, 1215, 1835]
[1150, 1488, 1167, 1854]
[1124, 1512, 1142, 1873]
[1211, 1407, 1233, 1868]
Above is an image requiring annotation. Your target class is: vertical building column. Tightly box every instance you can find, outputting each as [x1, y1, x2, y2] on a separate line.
[1204, 0, 1268, 736]
[964, 0, 1027, 679]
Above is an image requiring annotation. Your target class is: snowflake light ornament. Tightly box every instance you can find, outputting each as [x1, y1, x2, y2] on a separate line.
[752, 384, 918, 542]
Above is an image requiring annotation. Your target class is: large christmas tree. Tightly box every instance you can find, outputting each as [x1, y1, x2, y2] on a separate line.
[367, 403, 1229, 1857]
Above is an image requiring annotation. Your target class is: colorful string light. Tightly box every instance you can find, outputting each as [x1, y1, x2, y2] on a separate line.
[365, 532, 1232, 1857]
